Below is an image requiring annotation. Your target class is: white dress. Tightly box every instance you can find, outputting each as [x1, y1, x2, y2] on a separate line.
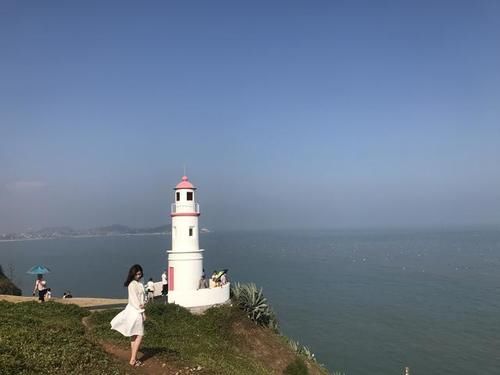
[110, 280, 145, 336]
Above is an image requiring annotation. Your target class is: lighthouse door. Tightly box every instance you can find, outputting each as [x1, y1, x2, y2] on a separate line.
[168, 267, 174, 291]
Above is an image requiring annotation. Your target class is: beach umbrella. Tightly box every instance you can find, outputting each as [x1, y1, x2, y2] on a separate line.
[26, 265, 51, 275]
[214, 269, 228, 281]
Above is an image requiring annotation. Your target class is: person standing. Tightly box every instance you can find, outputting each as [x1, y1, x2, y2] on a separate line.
[32, 274, 48, 302]
[110, 264, 146, 367]
[161, 269, 168, 295]
[146, 278, 155, 303]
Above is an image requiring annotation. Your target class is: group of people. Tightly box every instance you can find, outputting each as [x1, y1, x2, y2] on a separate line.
[32, 275, 72, 302]
[198, 269, 229, 289]
[142, 269, 169, 303]
[33, 275, 73, 302]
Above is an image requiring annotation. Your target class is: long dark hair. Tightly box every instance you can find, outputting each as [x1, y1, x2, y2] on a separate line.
[124, 264, 143, 287]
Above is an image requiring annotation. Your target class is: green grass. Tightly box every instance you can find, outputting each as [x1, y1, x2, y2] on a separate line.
[89, 303, 270, 374]
[0, 301, 122, 375]
[284, 357, 309, 375]
[1, 300, 331, 375]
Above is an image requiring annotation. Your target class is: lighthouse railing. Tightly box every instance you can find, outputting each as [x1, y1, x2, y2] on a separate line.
[171, 203, 200, 214]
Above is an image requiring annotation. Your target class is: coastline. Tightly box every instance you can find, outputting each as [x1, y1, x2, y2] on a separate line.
[0, 232, 171, 243]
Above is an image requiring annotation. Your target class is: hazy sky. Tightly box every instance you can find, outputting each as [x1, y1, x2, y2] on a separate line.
[1, 1, 499, 232]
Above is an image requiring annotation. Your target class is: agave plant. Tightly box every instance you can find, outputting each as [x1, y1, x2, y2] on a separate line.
[299, 345, 316, 361]
[230, 282, 243, 300]
[231, 282, 278, 330]
[286, 338, 300, 352]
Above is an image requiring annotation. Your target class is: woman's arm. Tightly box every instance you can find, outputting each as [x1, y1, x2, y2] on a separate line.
[128, 282, 145, 312]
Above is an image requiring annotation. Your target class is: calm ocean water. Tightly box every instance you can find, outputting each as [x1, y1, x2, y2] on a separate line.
[1, 228, 500, 374]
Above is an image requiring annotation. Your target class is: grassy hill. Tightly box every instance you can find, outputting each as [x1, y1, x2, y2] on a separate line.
[0, 300, 331, 374]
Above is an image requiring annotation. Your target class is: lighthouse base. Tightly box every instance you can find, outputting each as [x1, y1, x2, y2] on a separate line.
[168, 283, 230, 308]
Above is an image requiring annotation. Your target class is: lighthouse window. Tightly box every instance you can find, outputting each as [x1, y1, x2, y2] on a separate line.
[176, 192, 180, 201]
[187, 192, 193, 201]
[189, 227, 193, 236]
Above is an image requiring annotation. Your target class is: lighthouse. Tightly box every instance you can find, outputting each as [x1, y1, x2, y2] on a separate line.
[166, 175, 229, 308]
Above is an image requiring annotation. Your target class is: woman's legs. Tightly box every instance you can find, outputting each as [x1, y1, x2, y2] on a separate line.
[129, 335, 143, 365]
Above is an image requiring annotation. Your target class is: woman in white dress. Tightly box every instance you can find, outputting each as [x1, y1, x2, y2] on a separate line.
[110, 264, 146, 367]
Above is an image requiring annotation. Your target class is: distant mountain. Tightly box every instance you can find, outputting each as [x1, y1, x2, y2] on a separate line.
[0, 224, 172, 241]
[138, 225, 171, 234]
[35, 226, 80, 237]
[89, 224, 136, 235]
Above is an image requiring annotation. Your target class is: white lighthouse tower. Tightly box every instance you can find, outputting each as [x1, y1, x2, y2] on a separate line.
[166, 175, 229, 308]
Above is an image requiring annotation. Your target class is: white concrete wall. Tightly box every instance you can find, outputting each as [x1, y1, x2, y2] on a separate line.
[174, 188, 196, 213]
[172, 215, 199, 251]
[168, 283, 230, 308]
[167, 252, 203, 291]
[169, 186, 203, 297]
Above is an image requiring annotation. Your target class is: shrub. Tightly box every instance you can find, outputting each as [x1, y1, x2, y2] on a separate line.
[231, 282, 278, 330]
[284, 357, 309, 375]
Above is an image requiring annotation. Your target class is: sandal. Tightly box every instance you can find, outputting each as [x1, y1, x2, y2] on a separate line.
[130, 360, 144, 367]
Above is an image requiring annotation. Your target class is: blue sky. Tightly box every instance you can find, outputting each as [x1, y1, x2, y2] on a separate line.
[1, 1, 499, 232]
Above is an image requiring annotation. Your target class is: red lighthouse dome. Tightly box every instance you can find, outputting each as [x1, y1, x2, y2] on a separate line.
[175, 176, 196, 190]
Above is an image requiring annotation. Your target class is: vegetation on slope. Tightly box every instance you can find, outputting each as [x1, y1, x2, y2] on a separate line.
[0, 294, 331, 374]
[90, 303, 268, 374]
[90, 302, 327, 374]
[231, 283, 335, 374]
[0, 265, 22, 296]
[0, 301, 122, 374]
[231, 282, 279, 330]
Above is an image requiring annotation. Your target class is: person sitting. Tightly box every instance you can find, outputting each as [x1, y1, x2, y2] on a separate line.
[220, 274, 227, 285]
[208, 271, 217, 289]
[63, 291, 73, 298]
[198, 274, 208, 289]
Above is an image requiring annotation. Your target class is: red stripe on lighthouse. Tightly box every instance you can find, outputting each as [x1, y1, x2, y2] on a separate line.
[171, 213, 200, 217]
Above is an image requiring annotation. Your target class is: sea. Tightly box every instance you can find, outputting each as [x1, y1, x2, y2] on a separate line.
[1, 228, 499, 374]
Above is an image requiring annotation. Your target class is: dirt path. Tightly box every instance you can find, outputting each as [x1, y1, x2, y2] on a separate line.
[81, 316, 203, 375]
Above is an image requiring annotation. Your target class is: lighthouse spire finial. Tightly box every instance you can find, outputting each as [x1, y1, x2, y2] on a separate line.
[183, 163, 186, 177]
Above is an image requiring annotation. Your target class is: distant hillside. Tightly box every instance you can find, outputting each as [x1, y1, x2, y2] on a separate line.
[0, 224, 172, 241]
[0, 265, 21, 296]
